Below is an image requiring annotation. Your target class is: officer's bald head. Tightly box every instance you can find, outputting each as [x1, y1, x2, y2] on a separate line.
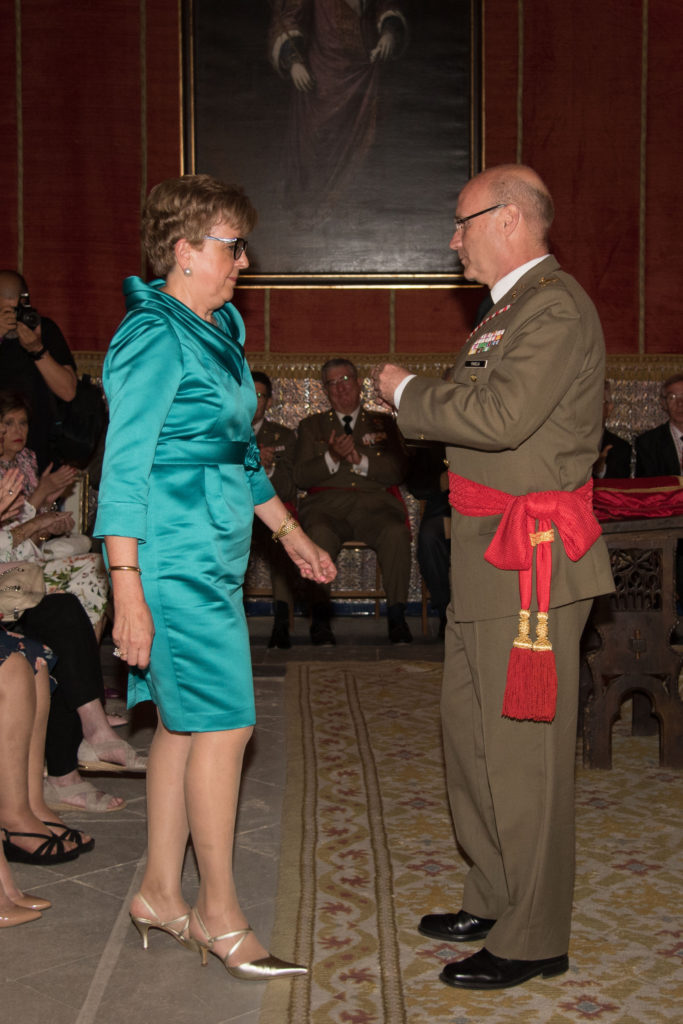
[476, 165, 554, 246]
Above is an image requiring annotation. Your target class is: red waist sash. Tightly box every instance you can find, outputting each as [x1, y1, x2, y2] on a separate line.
[448, 473, 602, 722]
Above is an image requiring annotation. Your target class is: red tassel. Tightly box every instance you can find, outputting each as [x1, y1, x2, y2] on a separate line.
[502, 648, 558, 722]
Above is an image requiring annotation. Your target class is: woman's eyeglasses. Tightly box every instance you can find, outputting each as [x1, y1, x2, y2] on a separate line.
[204, 235, 248, 259]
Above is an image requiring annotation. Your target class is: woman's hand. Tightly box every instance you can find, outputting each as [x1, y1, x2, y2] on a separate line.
[40, 510, 75, 538]
[104, 536, 153, 669]
[0, 468, 24, 518]
[111, 582, 155, 670]
[20, 509, 74, 544]
[254, 497, 336, 582]
[281, 527, 337, 583]
[31, 462, 78, 510]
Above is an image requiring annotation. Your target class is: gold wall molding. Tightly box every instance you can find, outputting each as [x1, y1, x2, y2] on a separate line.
[74, 350, 683, 383]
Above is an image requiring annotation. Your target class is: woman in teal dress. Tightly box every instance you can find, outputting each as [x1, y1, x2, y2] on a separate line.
[94, 174, 335, 979]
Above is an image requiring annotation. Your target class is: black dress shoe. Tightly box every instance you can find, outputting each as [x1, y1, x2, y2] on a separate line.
[268, 622, 291, 649]
[388, 620, 413, 644]
[440, 947, 569, 990]
[310, 622, 336, 646]
[418, 910, 496, 943]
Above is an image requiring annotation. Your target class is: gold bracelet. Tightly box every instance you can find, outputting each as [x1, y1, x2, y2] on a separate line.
[108, 565, 142, 575]
[271, 513, 300, 543]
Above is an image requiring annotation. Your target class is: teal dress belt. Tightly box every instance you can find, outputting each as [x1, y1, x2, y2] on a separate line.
[154, 439, 249, 465]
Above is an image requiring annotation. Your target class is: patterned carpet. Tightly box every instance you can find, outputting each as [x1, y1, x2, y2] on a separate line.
[259, 662, 682, 1024]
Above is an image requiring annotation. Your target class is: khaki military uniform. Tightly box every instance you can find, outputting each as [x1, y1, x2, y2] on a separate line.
[398, 256, 614, 959]
[294, 407, 411, 606]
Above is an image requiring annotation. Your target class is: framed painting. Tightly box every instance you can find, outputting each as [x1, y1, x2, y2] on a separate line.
[61, 471, 89, 536]
[183, 0, 482, 285]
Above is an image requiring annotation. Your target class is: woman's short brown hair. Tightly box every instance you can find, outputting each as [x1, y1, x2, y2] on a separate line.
[0, 389, 32, 420]
[141, 174, 258, 277]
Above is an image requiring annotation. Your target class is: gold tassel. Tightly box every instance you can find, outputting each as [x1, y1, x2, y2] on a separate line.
[532, 610, 553, 652]
[511, 608, 533, 649]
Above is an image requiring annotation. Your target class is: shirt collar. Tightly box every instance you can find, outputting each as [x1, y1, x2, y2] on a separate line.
[491, 254, 550, 304]
[334, 406, 361, 430]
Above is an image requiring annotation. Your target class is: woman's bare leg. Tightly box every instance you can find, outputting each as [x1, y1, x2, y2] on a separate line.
[186, 727, 268, 964]
[0, 655, 76, 856]
[130, 717, 192, 923]
[26, 665, 92, 845]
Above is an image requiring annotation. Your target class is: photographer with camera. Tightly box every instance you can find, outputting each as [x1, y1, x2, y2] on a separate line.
[0, 270, 77, 471]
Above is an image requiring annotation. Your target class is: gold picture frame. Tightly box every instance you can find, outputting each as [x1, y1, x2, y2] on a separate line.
[182, 0, 483, 286]
[61, 471, 89, 536]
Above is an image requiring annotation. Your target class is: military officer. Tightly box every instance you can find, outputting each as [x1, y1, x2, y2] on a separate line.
[373, 164, 614, 991]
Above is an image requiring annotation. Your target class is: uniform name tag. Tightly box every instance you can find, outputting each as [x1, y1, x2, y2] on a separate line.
[465, 359, 487, 368]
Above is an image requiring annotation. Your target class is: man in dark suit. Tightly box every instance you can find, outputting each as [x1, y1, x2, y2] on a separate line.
[251, 371, 298, 648]
[635, 373, 683, 477]
[594, 380, 632, 478]
[294, 358, 412, 645]
[373, 164, 613, 991]
[635, 373, 683, 608]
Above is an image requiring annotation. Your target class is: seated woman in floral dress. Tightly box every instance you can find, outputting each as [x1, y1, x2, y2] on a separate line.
[0, 467, 90, 926]
[0, 390, 109, 632]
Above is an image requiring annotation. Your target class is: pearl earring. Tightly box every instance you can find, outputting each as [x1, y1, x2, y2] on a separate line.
[184, 267, 192, 276]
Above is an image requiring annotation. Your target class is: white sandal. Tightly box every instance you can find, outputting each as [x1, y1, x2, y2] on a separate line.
[77, 738, 147, 774]
[44, 778, 127, 813]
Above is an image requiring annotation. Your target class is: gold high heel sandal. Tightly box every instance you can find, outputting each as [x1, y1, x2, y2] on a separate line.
[130, 893, 199, 952]
[0, 904, 42, 928]
[12, 893, 51, 911]
[192, 908, 307, 981]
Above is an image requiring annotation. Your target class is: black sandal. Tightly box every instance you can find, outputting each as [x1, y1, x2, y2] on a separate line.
[42, 820, 95, 854]
[2, 828, 80, 864]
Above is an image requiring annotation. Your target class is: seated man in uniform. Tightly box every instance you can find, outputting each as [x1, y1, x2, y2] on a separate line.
[250, 371, 298, 649]
[294, 358, 412, 645]
[0, 270, 77, 471]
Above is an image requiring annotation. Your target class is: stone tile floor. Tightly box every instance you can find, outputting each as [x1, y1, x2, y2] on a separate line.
[0, 614, 444, 1024]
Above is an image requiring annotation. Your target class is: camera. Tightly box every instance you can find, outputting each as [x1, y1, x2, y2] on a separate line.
[16, 292, 41, 331]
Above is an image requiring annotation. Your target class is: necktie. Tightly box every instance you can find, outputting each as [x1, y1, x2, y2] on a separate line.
[473, 291, 494, 327]
[343, 415, 353, 435]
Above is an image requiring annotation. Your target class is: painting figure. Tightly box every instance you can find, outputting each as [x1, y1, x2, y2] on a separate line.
[269, 0, 409, 218]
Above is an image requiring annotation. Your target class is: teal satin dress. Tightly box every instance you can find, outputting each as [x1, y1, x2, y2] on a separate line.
[94, 277, 274, 732]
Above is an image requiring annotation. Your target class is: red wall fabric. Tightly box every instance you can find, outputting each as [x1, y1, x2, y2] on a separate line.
[521, 1, 643, 354]
[1, 2, 681, 360]
[18, 1, 145, 347]
[645, 0, 683, 352]
[1, 22, 19, 264]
